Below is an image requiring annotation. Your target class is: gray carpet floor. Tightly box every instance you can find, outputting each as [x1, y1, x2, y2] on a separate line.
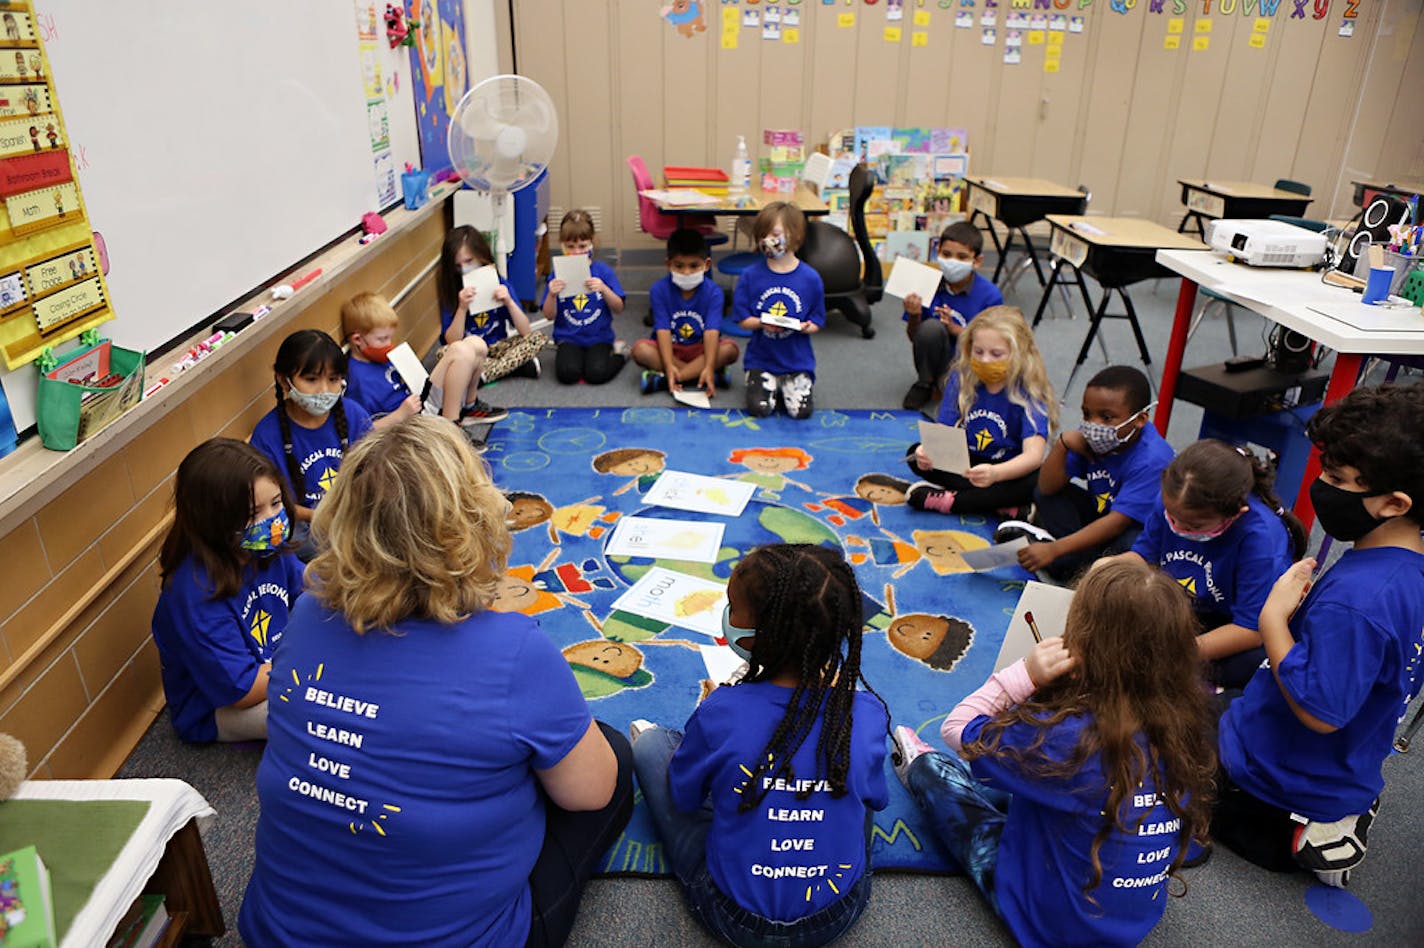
[118, 245, 1424, 944]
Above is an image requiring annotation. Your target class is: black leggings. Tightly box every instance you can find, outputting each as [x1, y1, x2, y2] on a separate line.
[555, 343, 625, 385]
[905, 443, 1038, 514]
[526, 721, 635, 947]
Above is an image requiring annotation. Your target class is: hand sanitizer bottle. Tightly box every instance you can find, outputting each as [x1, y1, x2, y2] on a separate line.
[731, 136, 751, 195]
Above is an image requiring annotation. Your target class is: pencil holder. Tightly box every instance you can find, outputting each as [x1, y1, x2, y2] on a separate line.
[401, 170, 430, 211]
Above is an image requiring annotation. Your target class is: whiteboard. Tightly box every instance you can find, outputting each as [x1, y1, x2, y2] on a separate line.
[1, 2, 426, 431]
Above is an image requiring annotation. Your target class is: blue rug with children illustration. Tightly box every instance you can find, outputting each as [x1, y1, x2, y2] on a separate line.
[482, 407, 1032, 875]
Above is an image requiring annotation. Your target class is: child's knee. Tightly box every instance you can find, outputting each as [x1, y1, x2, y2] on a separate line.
[719, 341, 740, 365]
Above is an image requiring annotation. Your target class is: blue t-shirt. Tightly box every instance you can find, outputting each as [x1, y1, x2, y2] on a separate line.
[900, 272, 1003, 326]
[239, 600, 592, 946]
[668, 681, 888, 923]
[249, 398, 373, 510]
[345, 356, 410, 417]
[649, 274, 724, 345]
[150, 552, 303, 743]
[733, 259, 826, 378]
[441, 276, 521, 345]
[935, 374, 1050, 464]
[1132, 495, 1293, 629]
[539, 260, 625, 347]
[963, 713, 1182, 948]
[1064, 423, 1175, 524]
[1219, 546, 1424, 820]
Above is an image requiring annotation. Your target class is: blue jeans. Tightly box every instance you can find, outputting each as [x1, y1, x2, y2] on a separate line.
[632, 726, 873, 948]
[904, 749, 1008, 914]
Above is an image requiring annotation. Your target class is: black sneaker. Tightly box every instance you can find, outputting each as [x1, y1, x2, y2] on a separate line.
[1292, 798, 1380, 888]
[993, 520, 1056, 544]
[903, 381, 934, 412]
[459, 399, 508, 425]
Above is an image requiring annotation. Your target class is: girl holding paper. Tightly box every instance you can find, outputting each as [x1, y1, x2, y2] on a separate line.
[906, 306, 1056, 517]
[437, 225, 544, 382]
[540, 209, 629, 385]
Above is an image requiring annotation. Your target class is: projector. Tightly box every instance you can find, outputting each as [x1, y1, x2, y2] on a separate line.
[1206, 219, 1327, 268]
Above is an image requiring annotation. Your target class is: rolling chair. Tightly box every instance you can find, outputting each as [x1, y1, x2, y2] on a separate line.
[845, 162, 884, 306]
[798, 220, 876, 338]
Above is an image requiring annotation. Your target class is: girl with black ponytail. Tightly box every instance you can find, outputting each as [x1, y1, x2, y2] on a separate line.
[1121, 438, 1305, 688]
[249, 329, 373, 556]
[631, 543, 890, 946]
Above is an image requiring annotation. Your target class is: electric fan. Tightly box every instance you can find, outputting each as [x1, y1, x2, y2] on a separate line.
[448, 74, 558, 262]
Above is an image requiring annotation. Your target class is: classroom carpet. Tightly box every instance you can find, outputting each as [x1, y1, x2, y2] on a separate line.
[482, 406, 1032, 875]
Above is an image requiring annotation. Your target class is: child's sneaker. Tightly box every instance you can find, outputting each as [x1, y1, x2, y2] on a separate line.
[890, 725, 935, 787]
[715, 367, 732, 389]
[994, 519, 1055, 544]
[903, 381, 934, 412]
[640, 370, 668, 395]
[459, 399, 509, 425]
[613, 339, 631, 358]
[629, 718, 656, 740]
[907, 481, 956, 514]
[1292, 798, 1379, 888]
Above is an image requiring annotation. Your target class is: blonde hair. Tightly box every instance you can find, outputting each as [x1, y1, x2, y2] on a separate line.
[954, 305, 1059, 434]
[752, 201, 806, 252]
[340, 291, 399, 340]
[307, 415, 512, 633]
[559, 208, 596, 244]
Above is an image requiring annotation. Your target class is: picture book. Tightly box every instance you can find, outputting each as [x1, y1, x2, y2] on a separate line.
[0, 846, 54, 948]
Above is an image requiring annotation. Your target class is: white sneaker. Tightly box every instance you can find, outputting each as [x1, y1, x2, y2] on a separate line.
[1292, 798, 1379, 888]
[890, 725, 935, 788]
[629, 718, 656, 740]
[994, 519, 1055, 544]
[612, 339, 631, 357]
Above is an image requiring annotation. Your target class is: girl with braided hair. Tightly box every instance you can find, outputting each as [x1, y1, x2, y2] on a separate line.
[249, 329, 372, 558]
[631, 543, 890, 946]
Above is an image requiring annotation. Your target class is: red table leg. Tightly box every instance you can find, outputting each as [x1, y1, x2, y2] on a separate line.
[1154, 277, 1199, 436]
[1292, 352, 1365, 530]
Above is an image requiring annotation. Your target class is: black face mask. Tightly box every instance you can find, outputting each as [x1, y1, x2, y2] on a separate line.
[1309, 478, 1392, 542]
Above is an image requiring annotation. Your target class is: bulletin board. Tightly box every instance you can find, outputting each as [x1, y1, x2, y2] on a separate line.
[407, 0, 469, 175]
[0, 1, 426, 432]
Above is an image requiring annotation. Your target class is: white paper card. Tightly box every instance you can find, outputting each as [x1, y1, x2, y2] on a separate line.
[644, 470, 756, 517]
[959, 536, 1029, 572]
[700, 644, 747, 685]
[385, 342, 429, 393]
[883, 256, 944, 304]
[994, 581, 1075, 671]
[801, 152, 833, 192]
[611, 566, 728, 638]
[605, 516, 726, 564]
[461, 263, 502, 313]
[552, 254, 592, 298]
[917, 421, 971, 474]
[673, 389, 712, 409]
[759, 310, 804, 330]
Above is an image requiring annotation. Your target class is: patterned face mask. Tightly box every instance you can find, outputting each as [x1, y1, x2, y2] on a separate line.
[1078, 403, 1154, 455]
[761, 235, 787, 259]
[240, 509, 289, 552]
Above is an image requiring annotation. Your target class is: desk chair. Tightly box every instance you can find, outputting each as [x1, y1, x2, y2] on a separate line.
[846, 163, 884, 304]
[798, 220, 875, 338]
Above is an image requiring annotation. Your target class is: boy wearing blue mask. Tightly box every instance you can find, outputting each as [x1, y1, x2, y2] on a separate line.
[995, 365, 1173, 580]
[1215, 384, 1424, 889]
[901, 220, 1004, 412]
[632, 229, 741, 398]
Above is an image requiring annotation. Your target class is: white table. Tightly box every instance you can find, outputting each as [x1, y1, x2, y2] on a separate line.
[1153, 249, 1424, 526]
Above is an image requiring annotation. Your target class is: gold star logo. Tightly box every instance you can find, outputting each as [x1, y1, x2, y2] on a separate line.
[1177, 576, 1197, 596]
[474, 312, 489, 328]
[318, 467, 340, 495]
[678, 323, 694, 340]
[250, 609, 271, 649]
[573, 293, 589, 311]
[1095, 492, 1112, 513]
[974, 429, 993, 451]
[768, 301, 788, 319]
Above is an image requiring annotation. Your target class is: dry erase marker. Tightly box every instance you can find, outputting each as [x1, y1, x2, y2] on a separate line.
[1025, 611, 1042, 644]
[252, 304, 272, 321]
[291, 268, 322, 290]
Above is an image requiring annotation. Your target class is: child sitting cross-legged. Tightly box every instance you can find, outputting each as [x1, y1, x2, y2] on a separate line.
[632, 228, 740, 398]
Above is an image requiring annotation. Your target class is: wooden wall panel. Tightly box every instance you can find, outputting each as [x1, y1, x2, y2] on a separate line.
[522, 1, 1420, 245]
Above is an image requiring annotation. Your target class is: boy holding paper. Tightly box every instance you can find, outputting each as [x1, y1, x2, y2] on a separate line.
[900, 221, 1004, 412]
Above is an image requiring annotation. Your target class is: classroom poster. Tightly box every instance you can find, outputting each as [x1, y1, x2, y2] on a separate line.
[407, 0, 468, 175]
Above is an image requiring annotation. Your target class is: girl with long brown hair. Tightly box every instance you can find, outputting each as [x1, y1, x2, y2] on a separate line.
[893, 558, 1216, 946]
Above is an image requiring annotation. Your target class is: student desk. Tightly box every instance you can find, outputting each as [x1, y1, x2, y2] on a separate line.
[1176, 180, 1313, 237]
[646, 183, 830, 218]
[1350, 178, 1424, 207]
[1154, 248, 1424, 526]
[965, 176, 1088, 286]
[1033, 216, 1206, 392]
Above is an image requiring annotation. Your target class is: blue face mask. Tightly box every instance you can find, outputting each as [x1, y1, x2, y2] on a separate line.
[240, 509, 289, 553]
[722, 603, 756, 662]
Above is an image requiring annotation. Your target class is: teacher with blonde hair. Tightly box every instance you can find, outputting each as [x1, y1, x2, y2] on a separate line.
[240, 415, 633, 947]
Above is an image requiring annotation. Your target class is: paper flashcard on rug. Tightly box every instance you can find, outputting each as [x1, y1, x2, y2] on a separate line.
[672, 389, 712, 410]
[959, 536, 1028, 572]
[883, 256, 942, 304]
[643, 470, 756, 517]
[552, 253, 591, 298]
[994, 581, 1075, 671]
[917, 420, 971, 474]
[605, 516, 726, 564]
[462, 263, 501, 313]
[610, 566, 727, 638]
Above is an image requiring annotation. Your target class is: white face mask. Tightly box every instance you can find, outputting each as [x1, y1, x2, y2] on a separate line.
[938, 257, 974, 283]
[459, 262, 479, 275]
[671, 271, 705, 291]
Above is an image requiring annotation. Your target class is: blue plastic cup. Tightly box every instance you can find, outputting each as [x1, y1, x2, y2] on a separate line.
[401, 171, 430, 211]
[1362, 265, 1395, 305]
